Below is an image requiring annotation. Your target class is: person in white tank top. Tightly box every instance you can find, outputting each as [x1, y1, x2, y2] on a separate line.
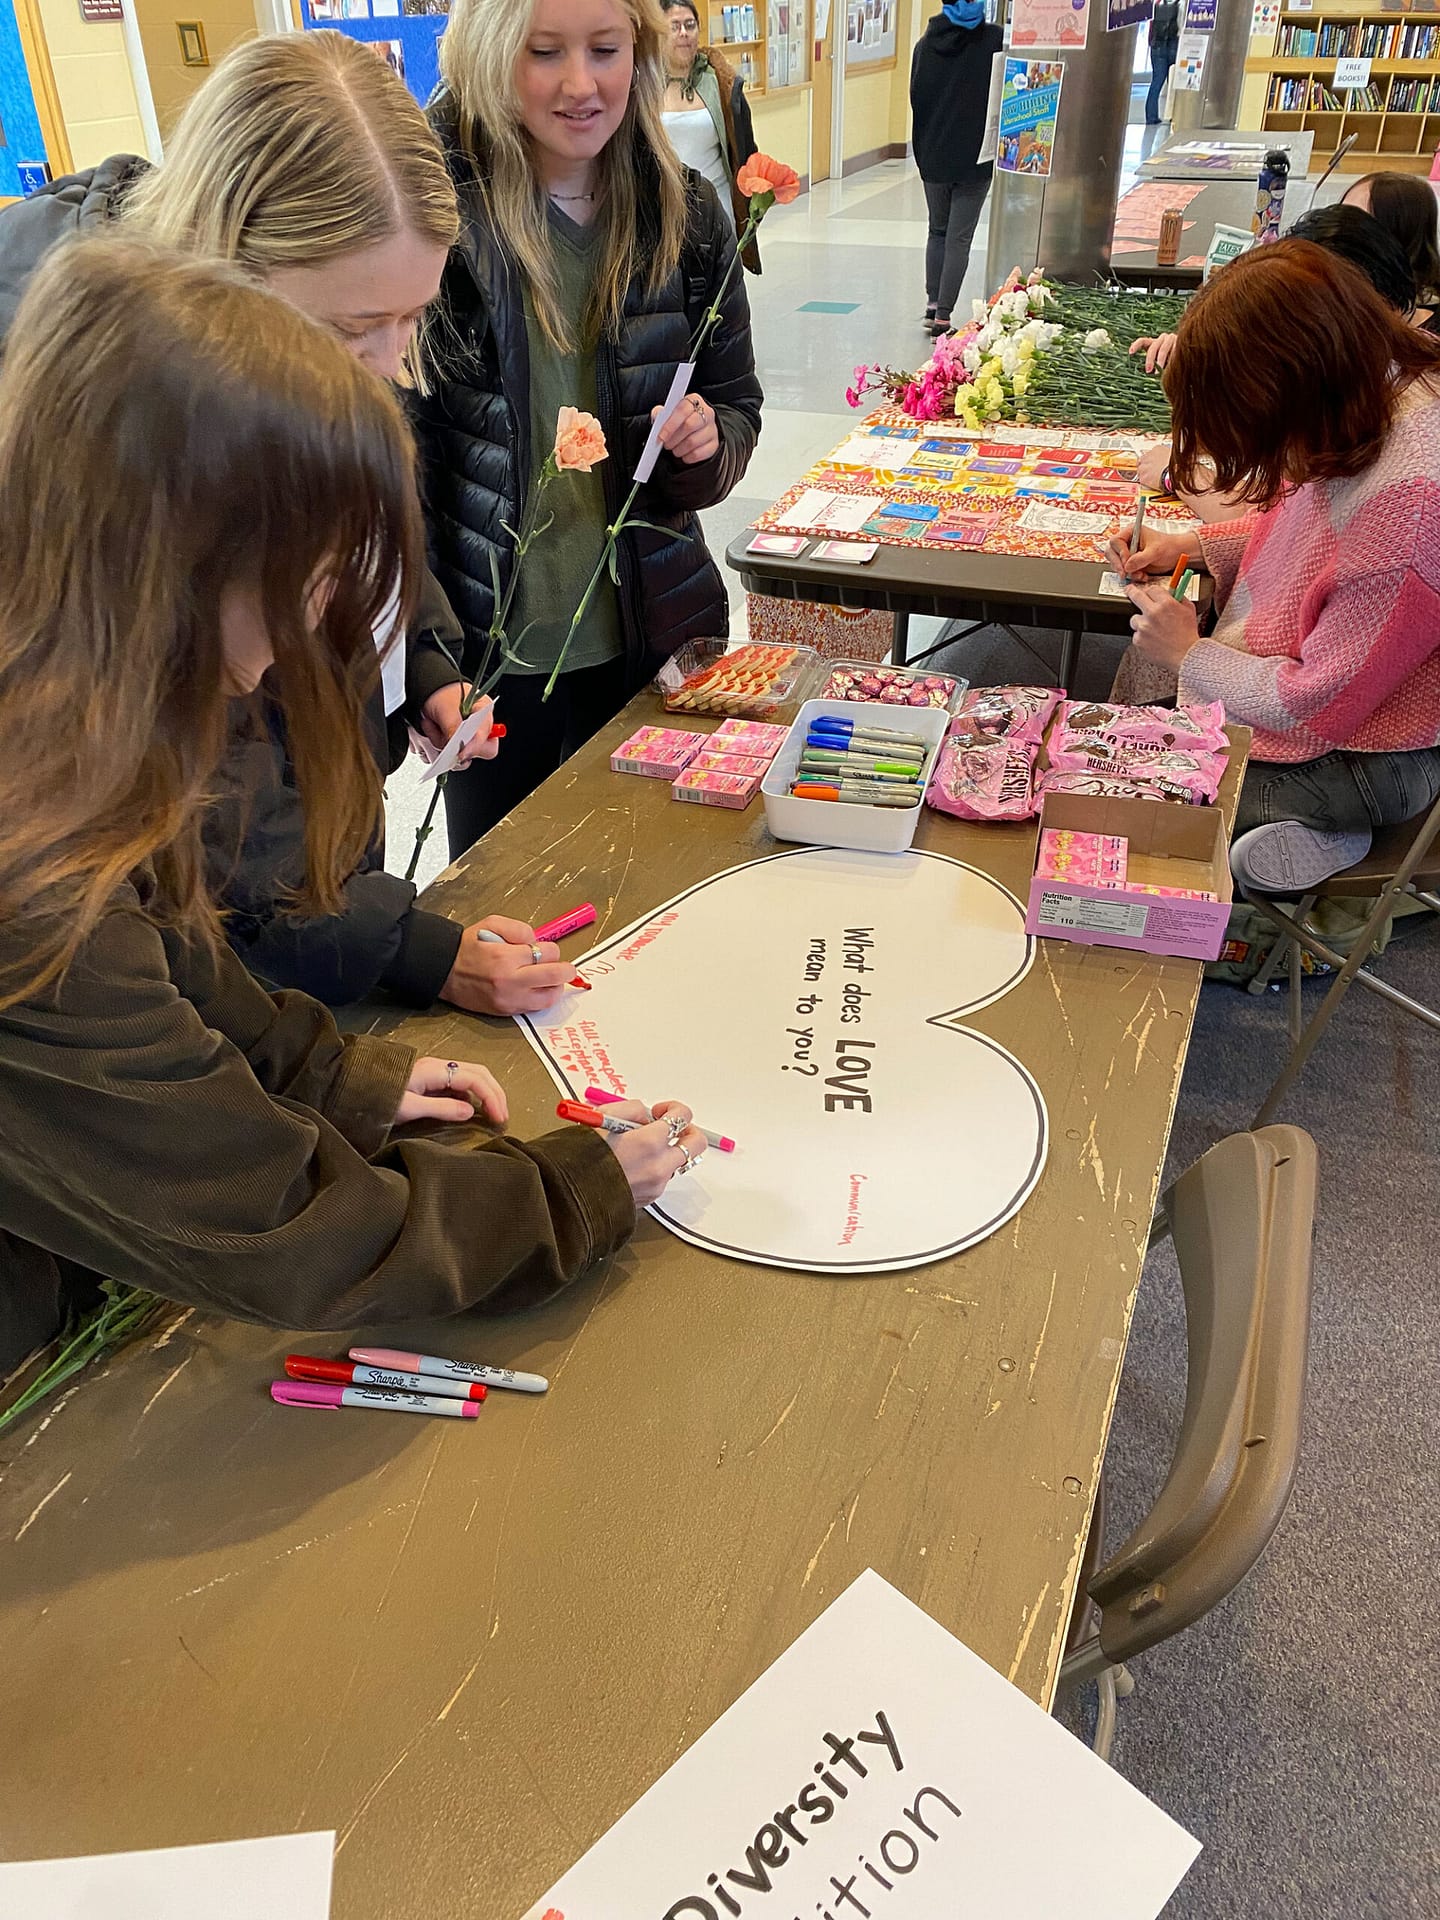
[660, 0, 763, 264]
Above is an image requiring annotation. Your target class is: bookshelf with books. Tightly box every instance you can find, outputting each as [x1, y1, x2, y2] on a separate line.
[706, 1, 811, 95]
[1244, 7, 1440, 173]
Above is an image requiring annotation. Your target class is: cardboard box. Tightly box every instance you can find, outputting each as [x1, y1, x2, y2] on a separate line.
[1024, 790, 1233, 962]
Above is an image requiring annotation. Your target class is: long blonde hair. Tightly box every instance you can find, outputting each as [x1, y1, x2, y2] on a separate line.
[438, 0, 688, 349]
[0, 240, 424, 1011]
[123, 30, 458, 270]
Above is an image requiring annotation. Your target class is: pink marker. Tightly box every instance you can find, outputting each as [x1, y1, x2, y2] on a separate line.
[534, 902, 597, 944]
[348, 1348, 548, 1393]
[583, 1085, 736, 1153]
[271, 1381, 480, 1419]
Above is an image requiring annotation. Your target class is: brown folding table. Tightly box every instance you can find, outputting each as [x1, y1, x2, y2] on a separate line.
[728, 529, 1135, 690]
[0, 694, 1243, 1918]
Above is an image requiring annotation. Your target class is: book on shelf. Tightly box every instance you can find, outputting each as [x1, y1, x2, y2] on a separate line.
[1277, 18, 1440, 58]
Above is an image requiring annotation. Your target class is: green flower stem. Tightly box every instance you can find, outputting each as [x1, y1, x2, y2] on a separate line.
[403, 459, 559, 882]
[0, 1286, 167, 1438]
[542, 478, 642, 702]
[537, 198, 769, 704]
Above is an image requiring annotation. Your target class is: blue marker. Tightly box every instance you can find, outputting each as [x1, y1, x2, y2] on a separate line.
[804, 730, 925, 760]
[810, 716, 927, 747]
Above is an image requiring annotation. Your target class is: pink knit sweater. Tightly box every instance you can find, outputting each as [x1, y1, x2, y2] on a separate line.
[1177, 377, 1440, 763]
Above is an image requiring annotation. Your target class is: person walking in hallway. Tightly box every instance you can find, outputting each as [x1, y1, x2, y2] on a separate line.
[1147, 0, 1179, 124]
[910, 0, 1003, 337]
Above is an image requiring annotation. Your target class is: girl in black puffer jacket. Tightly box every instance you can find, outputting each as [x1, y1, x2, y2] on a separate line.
[412, 0, 765, 858]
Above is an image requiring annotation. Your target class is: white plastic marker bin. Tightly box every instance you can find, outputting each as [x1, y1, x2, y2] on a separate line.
[762, 698, 949, 854]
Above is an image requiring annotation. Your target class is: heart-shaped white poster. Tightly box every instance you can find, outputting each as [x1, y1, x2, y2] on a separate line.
[522, 847, 1047, 1273]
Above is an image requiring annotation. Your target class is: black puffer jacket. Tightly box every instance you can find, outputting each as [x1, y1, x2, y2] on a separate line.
[411, 96, 764, 677]
[0, 161, 470, 1008]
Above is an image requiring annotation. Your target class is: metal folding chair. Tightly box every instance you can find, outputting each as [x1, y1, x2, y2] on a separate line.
[1058, 1126, 1318, 1763]
[1240, 792, 1440, 1128]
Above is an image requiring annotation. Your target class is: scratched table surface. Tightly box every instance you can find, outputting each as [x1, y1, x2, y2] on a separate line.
[0, 694, 1241, 1916]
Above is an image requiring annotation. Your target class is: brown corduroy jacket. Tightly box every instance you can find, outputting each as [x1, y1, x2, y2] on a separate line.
[0, 877, 635, 1376]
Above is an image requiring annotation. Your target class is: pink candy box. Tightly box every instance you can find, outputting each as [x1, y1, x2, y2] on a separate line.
[671, 766, 761, 809]
[1122, 882, 1219, 901]
[926, 736, 1039, 821]
[611, 725, 708, 778]
[710, 719, 789, 756]
[689, 750, 771, 777]
[951, 685, 1062, 745]
[1036, 829, 1128, 886]
[1056, 699, 1228, 754]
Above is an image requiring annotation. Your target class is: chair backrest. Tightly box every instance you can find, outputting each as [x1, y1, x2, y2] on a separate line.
[1085, 1125, 1317, 1667]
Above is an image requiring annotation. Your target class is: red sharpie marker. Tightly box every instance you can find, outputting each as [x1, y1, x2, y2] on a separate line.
[583, 1085, 735, 1153]
[285, 1354, 487, 1402]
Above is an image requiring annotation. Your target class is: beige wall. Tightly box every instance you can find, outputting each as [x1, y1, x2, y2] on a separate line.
[35, 0, 146, 167]
[751, 88, 813, 179]
[725, 0, 930, 189]
[130, 0, 257, 137]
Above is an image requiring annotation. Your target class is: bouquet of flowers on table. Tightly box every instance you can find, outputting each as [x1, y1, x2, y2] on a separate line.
[846, 271, 1062, 425]
[846, 274, 1184, 434]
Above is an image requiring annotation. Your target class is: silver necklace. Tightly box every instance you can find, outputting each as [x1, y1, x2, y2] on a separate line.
[549, 189, 595, 203]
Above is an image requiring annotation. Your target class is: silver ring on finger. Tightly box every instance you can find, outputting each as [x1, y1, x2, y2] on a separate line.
[666, 1112, 688, 1146]
[528, 944, 543, 965]
[675, 1146, 700, 1175]
[445, 1060, 459, 1088]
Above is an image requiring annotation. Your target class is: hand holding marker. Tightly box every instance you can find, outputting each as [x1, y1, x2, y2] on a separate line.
[473, 899, 597, 993]
[558, 1097, 711, 1205]
[583, 1085, 736, 1153]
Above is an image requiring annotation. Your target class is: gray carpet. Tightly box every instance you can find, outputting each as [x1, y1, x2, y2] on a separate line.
[925, 618, 1440, 1918]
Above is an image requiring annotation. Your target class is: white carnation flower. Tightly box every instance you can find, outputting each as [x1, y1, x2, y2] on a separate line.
[962, 345, 982, 374]
[1082, 327, 1114, 353]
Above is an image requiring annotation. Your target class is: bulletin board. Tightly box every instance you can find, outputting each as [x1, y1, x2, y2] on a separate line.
[300, 0, 445, 107]
[846, 0, 898, 66]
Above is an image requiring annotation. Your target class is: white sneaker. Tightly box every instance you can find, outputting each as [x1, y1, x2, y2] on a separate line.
[1230, 821, 1373, 894]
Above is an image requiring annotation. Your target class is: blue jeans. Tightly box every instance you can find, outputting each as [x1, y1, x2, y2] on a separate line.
[1235, 747, 1440, 838]
[1146, 47, 1175, 122]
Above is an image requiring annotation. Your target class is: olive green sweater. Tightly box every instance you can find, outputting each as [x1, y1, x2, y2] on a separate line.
[0, 875, 635, 1375]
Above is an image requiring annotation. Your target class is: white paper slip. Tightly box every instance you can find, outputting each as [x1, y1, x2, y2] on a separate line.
[373, 589, 407, 716]
[775, 488, 884, 535]
[0, 1831, 334, 1920]
[825, 434, 923, 469]
[1099, 570, 1201, 600]
[635, 361, 697, 483]
[1019, 501, 1119, 536]
[812, 539, 879, 563]
[418, 698, 494, 783]
[520, 1568, 1199, 1920]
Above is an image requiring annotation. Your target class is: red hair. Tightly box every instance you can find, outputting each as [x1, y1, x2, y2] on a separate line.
[1165, 238, 1440, 508]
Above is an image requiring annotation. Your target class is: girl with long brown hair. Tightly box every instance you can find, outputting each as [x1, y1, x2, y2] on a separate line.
[414, 0, 764, 858]
[0, 30, 577, 1022]
[1113, 240, 1440, 894]
[0, 239, 704, 1378]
